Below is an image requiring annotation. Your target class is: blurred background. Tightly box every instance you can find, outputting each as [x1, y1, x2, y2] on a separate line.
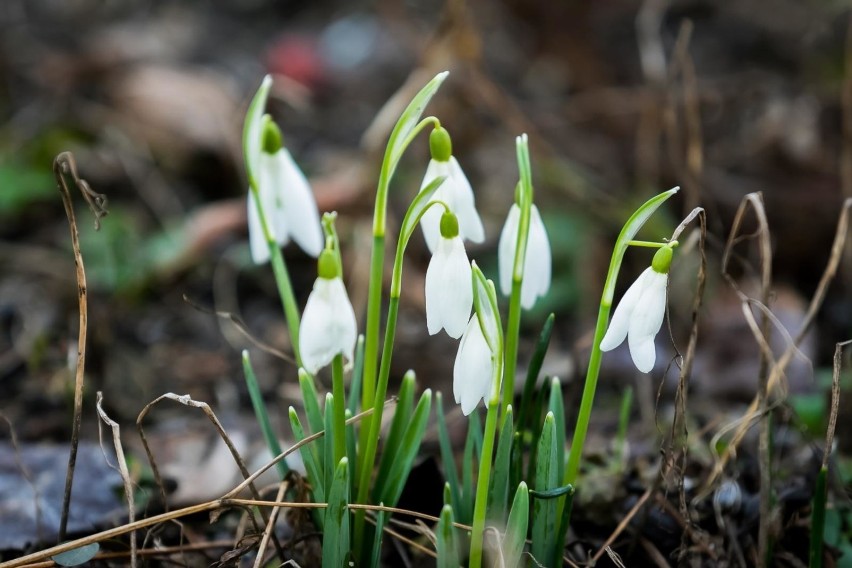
[1, 0, 851, 541]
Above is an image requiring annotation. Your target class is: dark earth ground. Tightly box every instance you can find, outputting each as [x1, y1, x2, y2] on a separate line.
[1, 0, 852, 565]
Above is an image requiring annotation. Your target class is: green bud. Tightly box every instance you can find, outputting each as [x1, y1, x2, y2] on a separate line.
[317, 249, 339, 279]
[651, 245, 673, 274]
[439, 210, 459, 239]
[429, 126, 452, 162]
[261, 115, 283, 154]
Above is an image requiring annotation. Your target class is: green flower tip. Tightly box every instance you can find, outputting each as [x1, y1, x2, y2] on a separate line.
[429, 126, 452, 162]
[439, 210, 459, 239]
[651, 244, 674, 274]
[261, 115, 283, 154]
[317, 249, 339, 279]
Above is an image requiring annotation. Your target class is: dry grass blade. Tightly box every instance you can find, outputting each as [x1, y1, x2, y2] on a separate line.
[252, 481, 289, 568]
[702, 198, 852, 495]
[135, 392, 283, 559]
[825, 341, 849, 469]
[52, 152, 108, 542]
[591, 487, 653, 564]
[95, 392, 136, 568]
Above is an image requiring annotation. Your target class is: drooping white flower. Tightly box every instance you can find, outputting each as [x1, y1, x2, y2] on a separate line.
[247, 122, 324, 264]
[599, 246, 673, 373]
[299, 252, 358, 374]
[425, 211, 473, 338]
[419, 127, 485, 253]
[498, 203, 551, 309]
[453, 315, 494, 416]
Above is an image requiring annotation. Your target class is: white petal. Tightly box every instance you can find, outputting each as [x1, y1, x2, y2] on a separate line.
[419, 160, 450, 253]
[453, 317, 493, 416]
[258, 152, 289, 247]
[428, 237, 472, 338]
[277, 149, 324, 258]
[599, 267, 653, 352]
[248, 191, 270, 264]
[299, 277, 357, 373]
[520, 204, 551, 309]
[447, 157, 485, 244]
[626, 271, 667, 372]
[498, 204, 521, 297]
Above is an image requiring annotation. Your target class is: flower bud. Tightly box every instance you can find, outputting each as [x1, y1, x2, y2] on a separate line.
[439, 210, 459, 239]
[261, 115, 283, 155]
[429, 126, 452, 162]
[317, 248, 338, 279]
[651, 245, 673, 274]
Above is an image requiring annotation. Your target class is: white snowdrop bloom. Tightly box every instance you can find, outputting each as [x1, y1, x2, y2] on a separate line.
[299, 252, 358, 374]
[247, 122, 324, 264]
[599, 246, 673, 373]
[498, 203, 552, 309]
[425, 212, 473, 338]
[453, 315, 494, 416]
[419, 127, 485, 253]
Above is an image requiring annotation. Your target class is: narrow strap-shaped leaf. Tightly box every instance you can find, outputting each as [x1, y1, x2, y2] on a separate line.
[299, 369, 324, 435]
[548, 377, 565, 483]
[378, 389, 433, 507]
[347, 335, 366, 417]
[436, 392, 463, 517]
[323, 394, 336, 496]
[532, 412, 558, 564]
[322, 457, 350, 567]
[369, 505, 388, 567]
[346, 409, 356, 491]
[436, 504, 460, 568]
[460, 412, 480, 524]
[526, 383, 549, 483]
[373, 371, 416, 499]
[488, 405, 514, 523]
[288, 407, 324, 528]
[242, 350, 288, 479]
[503, 482, 530, 568]
[517, 313, 555, 434]
[809, 466, 828, 568]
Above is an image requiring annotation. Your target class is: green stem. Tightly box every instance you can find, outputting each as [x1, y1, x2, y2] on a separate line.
[332, 353, 346, 465]
[353, 295, 400, 559]
[501, 278, 523, 416]
[469, 399, 500, 568]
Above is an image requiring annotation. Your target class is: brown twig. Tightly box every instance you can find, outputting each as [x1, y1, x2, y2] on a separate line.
[824, 341, 849, 469]
[95, 393, 136, 568]
[252, 480, 289, 568]
[52, 152, 108, 542]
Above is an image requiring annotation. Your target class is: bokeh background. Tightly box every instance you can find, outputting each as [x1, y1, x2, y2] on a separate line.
[1, 0, 851, 553]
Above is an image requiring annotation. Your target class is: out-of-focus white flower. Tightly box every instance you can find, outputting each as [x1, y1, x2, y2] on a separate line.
[498, 203, 551, 309]
[248, 121, 324, 264]
[425, 211, 472, 338]
[453, 315, 494, 416]
[599, 246, 673, 373]
[299, 252, 357, 373]
[419, 127, 485, 253]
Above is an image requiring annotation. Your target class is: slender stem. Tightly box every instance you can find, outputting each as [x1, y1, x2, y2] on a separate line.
[626, 239, 671, 248]
[501, 278, 523, 416]
[353, 295, 400, 559]
[332, 354, 346, 465]
[564, 302, 611, 485]
[469, 399, 499, 568]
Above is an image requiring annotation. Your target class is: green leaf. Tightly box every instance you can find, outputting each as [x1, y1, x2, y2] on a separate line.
[517, 314, 555, 436]
[288, 408, 325, 507]
[373, 371, 416, 500]
[460, 411, 482, 524]
[530, 484, 574, 499]
[323, 393, 336, 494]
[532, 412, 558, 563]
[488, 405, 514, 523]
[242, 350, 288, 479]
[369, 506, 388, 567]
[52, 543, 99, 567]
[377, 389, 433, 507]
[242, 75, 273, 190]
[810, 466, 828, 568]
[322, 457, 351, 567]
[503, 482, 530, 567]
[299, 369, 324, 436]
[436, 392, 463, 516]
[385, 71, 449, 178]
[347, 335, 366, 417]
[548, 377, 565, 482]
[436, 504, 460, 568]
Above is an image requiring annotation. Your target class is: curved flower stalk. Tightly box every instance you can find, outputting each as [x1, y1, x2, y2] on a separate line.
[498, 201, 551, 309]
[426, 210, 472, 338]
[247, 116, 324, 264]
[600, 244, 673, 373]
[420, 127, 485, 253]
[299, 248, 357, 374]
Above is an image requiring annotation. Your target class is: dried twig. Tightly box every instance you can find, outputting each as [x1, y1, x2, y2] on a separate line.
[824, 341, 849, 469]
[252, 480, 289, 568]
[95, 393, 136, 568]
[52, 152, 108, 542]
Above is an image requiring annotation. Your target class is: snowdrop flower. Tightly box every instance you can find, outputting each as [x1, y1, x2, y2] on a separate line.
[599, 245, 673, 373]
[299, 249, 358, 374]
[419, 127, 485, 253]
[248, 117, 324, 264]
[453, 315, 494, 416]
[425, 210, 472, 338]
[498, 202, 551, 309]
